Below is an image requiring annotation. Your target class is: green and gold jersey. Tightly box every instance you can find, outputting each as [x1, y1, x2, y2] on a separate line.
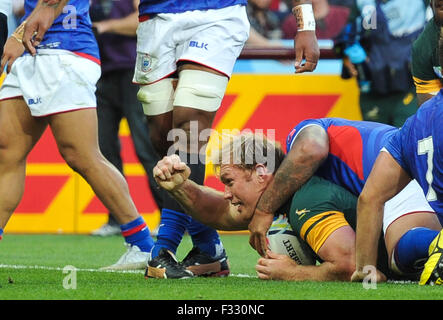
[412, 18, 443, 94]
[280, 176, 392, 278]
[286, 176, 357, 255]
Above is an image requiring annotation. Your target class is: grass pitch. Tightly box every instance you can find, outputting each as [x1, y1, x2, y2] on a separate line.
[0, 234, 442, 301]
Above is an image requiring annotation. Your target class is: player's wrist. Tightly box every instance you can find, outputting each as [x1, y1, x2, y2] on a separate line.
[12, 20, 27, 43]
[292, 4, 316, 32]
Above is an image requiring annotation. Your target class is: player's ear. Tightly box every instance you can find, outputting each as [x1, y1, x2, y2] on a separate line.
[255, 164, 269, 181]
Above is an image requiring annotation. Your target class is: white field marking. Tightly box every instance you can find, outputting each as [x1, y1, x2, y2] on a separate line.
[0, 265, 417, 282]
[0, 264, 257, 278]
[0, 264, 144, 274]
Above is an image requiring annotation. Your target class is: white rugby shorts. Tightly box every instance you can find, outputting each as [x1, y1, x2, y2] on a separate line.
[0, 49, 101, 117]
[133, 4, 250, 85]
[383, 179, 436, 234]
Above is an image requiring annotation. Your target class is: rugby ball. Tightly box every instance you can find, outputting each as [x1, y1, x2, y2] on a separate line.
[266, 214, 316, 265]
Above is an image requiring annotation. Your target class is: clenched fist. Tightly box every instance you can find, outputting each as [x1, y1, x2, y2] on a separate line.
[153, 155, 191, 192]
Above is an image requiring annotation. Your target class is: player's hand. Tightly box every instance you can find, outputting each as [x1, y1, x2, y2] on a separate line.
[153, 154, 191, 192]
[0, 37, 25, 75]
[23, 4, 58, 55]
[256, 250, 299, 280]
[248, 208, 274, 257]
[351, 268, 387, 283]
[294, 31, 319, 73]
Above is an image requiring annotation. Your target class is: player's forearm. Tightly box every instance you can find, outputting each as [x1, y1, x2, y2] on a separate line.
[255, 158, 311, 215]
[99, 12, 139, 36]
[40, 0, 70, 17]
[354, 195, 383, 273]
[291, 0, 315, 33]
[288, 262, 353, 282]
[256, 129, 328, 214]
[169, 180, 248, 231]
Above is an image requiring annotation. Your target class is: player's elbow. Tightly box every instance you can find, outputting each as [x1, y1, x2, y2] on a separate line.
[357, 187, 382, 211]
[290, 137, 328, 170]
[299, 139, 328, 166]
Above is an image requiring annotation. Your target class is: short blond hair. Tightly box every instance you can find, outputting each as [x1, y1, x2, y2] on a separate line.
[210, 132, 285, 176]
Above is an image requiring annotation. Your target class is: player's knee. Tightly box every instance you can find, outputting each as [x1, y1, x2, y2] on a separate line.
[58, 145, 94, 174]
[357, 189, 374, 207]
[174, 69, 228, 112]
[0, 137, 27, 165]
[137, 78, 175, 116]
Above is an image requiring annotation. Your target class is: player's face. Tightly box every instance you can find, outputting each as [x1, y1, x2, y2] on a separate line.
[433, 0, 443, 25]
[219, 165, 266, 216]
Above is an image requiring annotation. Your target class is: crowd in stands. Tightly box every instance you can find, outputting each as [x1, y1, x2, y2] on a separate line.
[245, 0, 354, 47]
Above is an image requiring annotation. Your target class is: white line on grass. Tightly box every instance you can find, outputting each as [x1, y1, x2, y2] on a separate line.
[0, 264, 256, 278]
[0, 265, 418, 282]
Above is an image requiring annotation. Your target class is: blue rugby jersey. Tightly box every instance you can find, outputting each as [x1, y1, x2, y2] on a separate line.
[23, 0, 100, 63]
[138, 0, 247, 17]
[385, 91, 443, 215]
[286, 118, 398, 196]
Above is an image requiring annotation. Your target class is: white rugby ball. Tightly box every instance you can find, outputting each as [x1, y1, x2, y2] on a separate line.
[266, 214, 316, 265]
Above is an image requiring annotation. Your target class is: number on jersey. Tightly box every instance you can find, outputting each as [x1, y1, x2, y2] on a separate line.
[418, 136, 437, 201]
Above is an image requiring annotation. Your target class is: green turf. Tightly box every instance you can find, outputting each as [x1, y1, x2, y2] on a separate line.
[0, 234, 442, 300]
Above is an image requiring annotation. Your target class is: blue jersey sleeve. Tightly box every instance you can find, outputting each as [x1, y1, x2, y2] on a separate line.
[285, 119, 327, 153]
[384, 126, 410, 175]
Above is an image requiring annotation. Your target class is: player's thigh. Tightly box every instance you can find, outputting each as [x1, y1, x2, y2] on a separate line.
[175, 5, 249, 78]
[48, 108, 101, 162]
[383, 180, 441, 262]
[0, 97, 47, 160]
[172, 65, 226, 131]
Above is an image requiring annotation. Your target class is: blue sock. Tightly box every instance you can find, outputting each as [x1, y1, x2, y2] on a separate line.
[187, 218, 224, 258]
[0, 228, 3, 240]
[394, 227, 439, 273]
[120, 216, 154, 253]
[151, 208, 191, 258]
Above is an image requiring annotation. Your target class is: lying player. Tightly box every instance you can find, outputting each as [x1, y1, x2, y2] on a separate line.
[352, 85, 443, 285]
[152, 134, 413, 281]
[247, 118, 442, 283]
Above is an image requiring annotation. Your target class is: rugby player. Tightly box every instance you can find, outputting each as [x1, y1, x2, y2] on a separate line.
[248, 118, 441, 283]
[352, 84, 443, 285]
[152, 135, 396, 281]
[132, 0, 320, 279]
[0, 0, 156, 269]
